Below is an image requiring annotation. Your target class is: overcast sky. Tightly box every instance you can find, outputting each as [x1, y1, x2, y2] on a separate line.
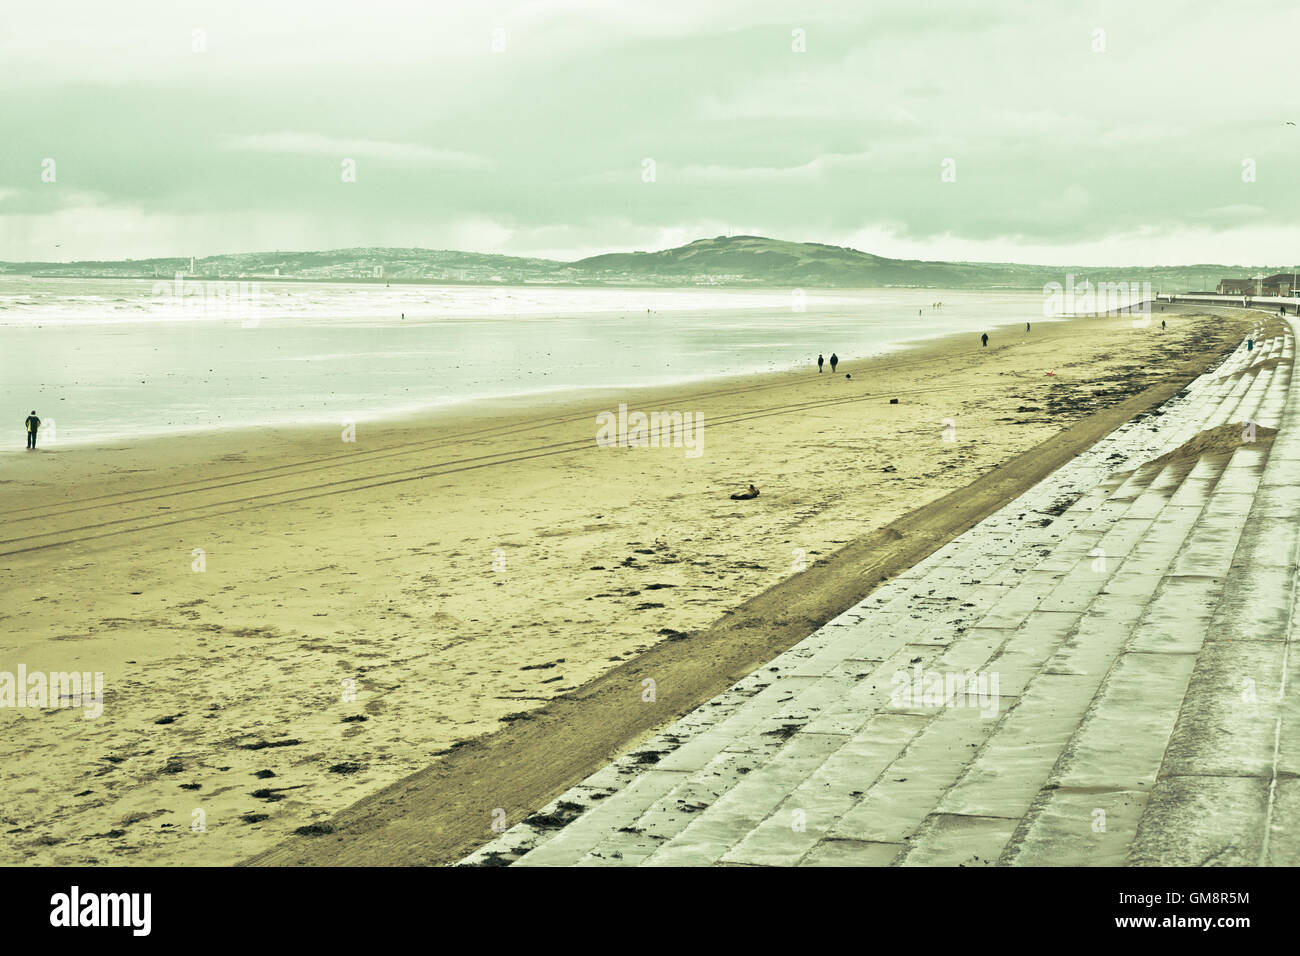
[3, 0, 1298, 265]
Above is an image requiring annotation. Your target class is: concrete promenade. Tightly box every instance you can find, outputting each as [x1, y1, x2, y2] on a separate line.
[466, 314, 1297, 867]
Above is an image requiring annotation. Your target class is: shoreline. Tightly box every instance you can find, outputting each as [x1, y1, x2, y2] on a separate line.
[0, 305, 1250, 866]
[2, 307, 1068, 457]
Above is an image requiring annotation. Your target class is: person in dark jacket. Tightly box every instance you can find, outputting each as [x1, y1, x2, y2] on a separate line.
[829, 353, 839, 373]
[981, 333, 989, 347]
[817, 354, 824, 373]
[24, 411, 39, 449]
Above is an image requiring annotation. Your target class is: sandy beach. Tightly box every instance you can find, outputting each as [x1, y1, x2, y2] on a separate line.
[0, 306, 1250, 865]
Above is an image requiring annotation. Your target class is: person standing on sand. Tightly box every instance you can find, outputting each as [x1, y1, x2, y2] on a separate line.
[24, 411, 40, 449]
[1026, 322, 1031, 332]
[1162, 320, 1166, 329]
[830, 353, 839, 373]
[981, 333, 989, 347]
[818, 354, 824, 373]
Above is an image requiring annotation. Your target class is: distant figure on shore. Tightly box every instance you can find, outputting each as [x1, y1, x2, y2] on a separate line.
[830, 353, 839, 372]
[981, 333, 989, 347]
[730, 484, 760, 500]
[817, 353, 824, 373]
[1162, 319, 1166, 329]
[1026, 322, 1030, 332]
[24, 410, 39, 449]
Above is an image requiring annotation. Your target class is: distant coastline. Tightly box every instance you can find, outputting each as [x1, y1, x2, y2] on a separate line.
[4, 272, 1009, 292]
[1, 235, 1282, 292]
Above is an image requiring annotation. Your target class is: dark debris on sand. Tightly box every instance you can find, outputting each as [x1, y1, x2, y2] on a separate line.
[293, 823, 336, 836]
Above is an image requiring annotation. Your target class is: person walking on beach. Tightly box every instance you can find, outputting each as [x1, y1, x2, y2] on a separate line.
[830, 353, 839, 373]
[24, 410, 39, 449]
[1162, 319, 1166, 330]
[1026, 322, 1031, 332]
[981, 332, 989, 348]
[818, 353, 824, 373]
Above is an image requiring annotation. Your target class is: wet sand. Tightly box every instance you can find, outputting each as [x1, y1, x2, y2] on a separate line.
[0, 307, 1249, 865]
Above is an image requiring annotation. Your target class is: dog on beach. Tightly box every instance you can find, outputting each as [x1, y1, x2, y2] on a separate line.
[730, 484, 760, 500]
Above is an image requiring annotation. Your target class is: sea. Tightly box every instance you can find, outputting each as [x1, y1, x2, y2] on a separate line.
[0, 275, 1090, 449]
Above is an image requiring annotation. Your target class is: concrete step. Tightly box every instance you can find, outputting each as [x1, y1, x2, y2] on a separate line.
[637, 454, 1204, 866]
[892, 460, 1222, 865]
[1126, 418, 1299, 865]
[462, 324, 1293, 868]
[895, 340, 1292, 865]
[1000, 444, 1269, 865]
[999, 327, 1294, 866]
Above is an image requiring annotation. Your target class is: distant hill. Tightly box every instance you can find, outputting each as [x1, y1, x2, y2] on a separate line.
[575, 235, 1049, 287]
[0, 235, 1281, 292]
[574, 235, 1273, 291]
